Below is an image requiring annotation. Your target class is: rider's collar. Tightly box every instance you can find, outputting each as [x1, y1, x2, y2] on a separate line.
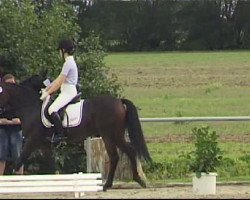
[65, 56, 74, 62]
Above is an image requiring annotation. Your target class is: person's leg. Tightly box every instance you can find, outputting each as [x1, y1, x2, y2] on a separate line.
[0, 128, 8, 175]
[48, 94, 66, 143]
[9, 128, 24, 175]
[48, 84, 77, 143]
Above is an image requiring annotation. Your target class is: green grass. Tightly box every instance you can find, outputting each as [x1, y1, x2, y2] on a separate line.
[105, 51, 250, 182]
[105, 51, 250, 69]
[105, 51, 250, 136]
[147, 142, 250, 162]
[143, 142, 250, 182]
[125, 86, 250, 117]
[144, 175, 250, 185]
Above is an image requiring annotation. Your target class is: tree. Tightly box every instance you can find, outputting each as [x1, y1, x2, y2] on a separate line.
[0, 0, 78, 77]
[76, 0, 178, 51]
[0, 0, 122, 174]
[232, 0, 250, 48]
[77, 32, 122, 98]
[0, 0, 121, 95]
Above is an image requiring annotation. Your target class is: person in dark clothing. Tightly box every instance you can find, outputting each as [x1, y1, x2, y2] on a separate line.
[0, 74, 24, 175]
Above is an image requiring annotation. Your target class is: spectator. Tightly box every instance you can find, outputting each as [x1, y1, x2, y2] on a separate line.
[0, 74, 24, 175]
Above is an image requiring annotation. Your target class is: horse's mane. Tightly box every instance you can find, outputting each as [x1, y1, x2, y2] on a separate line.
[20, 75, 44, 93]
[4, 82, 39, 94]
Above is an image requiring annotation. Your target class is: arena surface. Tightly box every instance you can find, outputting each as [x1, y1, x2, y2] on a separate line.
[0, 183, 249, 199]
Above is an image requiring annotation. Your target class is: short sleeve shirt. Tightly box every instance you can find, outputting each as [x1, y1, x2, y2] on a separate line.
[61, 56, 78, 85]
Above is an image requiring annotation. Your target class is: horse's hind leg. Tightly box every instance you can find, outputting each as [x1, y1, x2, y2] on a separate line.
[101, 136, 119, 191]
[116, 137, 147, 188]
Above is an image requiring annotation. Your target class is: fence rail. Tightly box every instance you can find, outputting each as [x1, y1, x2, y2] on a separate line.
[85, 116, 250, 173]
[139, 116, 250, 122]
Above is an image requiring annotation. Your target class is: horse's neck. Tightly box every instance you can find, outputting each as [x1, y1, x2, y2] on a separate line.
[10, 87, 41, 126]
[17, 105, 41, 124]
[8, 84, 41, 109]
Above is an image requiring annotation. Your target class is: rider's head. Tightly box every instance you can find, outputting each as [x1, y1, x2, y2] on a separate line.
[58, 39, 75, 56]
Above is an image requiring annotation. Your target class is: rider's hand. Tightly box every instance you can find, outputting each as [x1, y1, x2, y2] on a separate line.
[39, 88, 46, 94]
[40, 90, 49, 101]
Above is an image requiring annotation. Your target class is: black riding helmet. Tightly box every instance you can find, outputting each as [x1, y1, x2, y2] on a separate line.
[58, 39, 75, 55]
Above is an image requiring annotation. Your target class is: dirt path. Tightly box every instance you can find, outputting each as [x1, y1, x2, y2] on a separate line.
[83, 184, 250, 199]
[0, 183, 249, 199]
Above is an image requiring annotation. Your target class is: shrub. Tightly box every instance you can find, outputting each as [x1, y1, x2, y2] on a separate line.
[184, 126, 223, 178]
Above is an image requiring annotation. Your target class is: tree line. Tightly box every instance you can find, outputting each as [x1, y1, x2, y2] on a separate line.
[76, 0, 250, 51]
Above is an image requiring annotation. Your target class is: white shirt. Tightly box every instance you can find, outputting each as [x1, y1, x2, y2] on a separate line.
[60, 56, 78, 85]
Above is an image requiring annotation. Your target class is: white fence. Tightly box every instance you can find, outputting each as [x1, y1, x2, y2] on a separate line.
[0, 173, 103, 198]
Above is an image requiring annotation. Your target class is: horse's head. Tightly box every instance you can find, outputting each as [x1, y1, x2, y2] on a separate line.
[20, 74, 51, 93]
[0, 74, 51, 115]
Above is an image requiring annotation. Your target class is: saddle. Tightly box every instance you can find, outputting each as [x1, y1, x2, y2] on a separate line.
[44, 93, 82, 123]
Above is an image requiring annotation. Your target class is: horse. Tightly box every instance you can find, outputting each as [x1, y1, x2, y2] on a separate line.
[0, 78, 152, 190]
[20, 74, 48, 93]
[0, 76, 56, 174]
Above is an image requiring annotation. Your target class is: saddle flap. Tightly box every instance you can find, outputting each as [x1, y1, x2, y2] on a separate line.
[41, 95, 84, 128]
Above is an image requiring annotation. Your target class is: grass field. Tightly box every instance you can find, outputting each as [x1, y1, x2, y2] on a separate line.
[104, 51, 250, 182]
[105, 51, 250, 136]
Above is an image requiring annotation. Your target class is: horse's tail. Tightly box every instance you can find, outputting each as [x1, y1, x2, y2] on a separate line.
[121, 98, 152, 163]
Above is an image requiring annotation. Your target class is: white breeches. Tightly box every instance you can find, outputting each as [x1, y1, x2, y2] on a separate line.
[48, 83, 77, 115]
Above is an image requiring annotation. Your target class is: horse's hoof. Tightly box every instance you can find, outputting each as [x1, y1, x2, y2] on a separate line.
[103, 182, 112, 191]
[134, 177, 147, 188]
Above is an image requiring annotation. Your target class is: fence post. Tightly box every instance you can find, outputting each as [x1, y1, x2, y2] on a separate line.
[84, 137, 92, 173]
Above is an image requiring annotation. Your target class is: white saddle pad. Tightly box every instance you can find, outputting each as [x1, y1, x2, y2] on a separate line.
[41, 95, 84, 128]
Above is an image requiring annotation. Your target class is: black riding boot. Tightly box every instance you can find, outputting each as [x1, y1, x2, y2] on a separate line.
[50, 112, 65, 144]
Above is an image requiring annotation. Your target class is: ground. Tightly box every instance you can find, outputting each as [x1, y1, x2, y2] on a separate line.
[1, 135, 249, 199]
[0, 183, 249, 199]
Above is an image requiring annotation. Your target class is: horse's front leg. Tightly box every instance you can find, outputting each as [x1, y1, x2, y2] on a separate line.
[14, 137, 36, 173]
[39, 142, 55, 174]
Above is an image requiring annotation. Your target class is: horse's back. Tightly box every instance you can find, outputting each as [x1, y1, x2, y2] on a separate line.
[89, 95, 121, 108]
[85, 95, 125, 128]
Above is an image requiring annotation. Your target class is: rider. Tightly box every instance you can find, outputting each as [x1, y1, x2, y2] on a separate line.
[40, 39, 78, 143]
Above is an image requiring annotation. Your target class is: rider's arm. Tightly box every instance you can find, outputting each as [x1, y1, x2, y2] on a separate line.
[0, 118, 8, 125]
[46, 74, 66, 95]
[0, 118, 13, 125]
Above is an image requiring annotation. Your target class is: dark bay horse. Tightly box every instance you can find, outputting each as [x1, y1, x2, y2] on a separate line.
[0, 81, 152, 190]
[20, 74, 47, 93]
[0, 75, 56, 174]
